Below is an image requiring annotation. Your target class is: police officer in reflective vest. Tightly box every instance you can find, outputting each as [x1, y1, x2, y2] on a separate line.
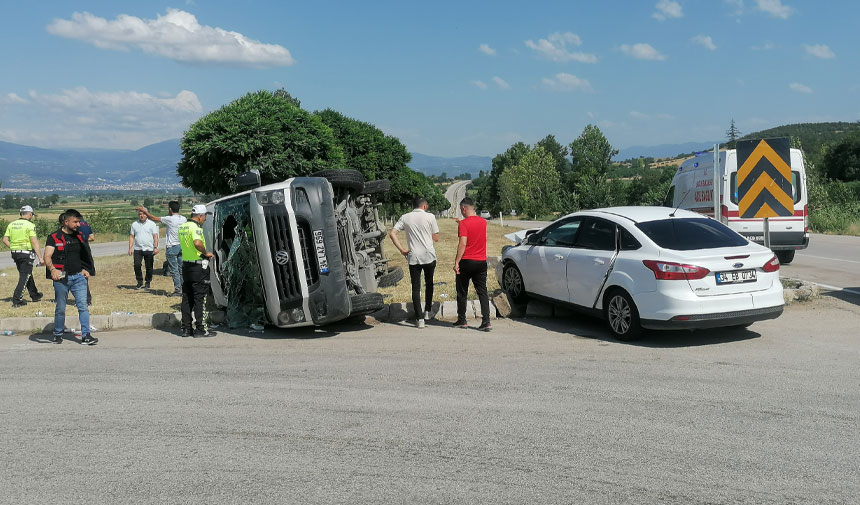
[178, 204, 215, 338]
[2, 205, 44, 307]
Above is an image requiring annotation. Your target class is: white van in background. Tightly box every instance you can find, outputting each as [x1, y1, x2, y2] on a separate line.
[664, 149, 809, 264]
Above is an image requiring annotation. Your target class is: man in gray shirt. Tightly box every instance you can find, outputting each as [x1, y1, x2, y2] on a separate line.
[389, 197, 440, 328]
[129, 210, 159, 290]
[138, 202, 186, 296]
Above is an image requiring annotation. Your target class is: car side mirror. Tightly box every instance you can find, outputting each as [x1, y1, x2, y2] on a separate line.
[525, 233, 540, 245]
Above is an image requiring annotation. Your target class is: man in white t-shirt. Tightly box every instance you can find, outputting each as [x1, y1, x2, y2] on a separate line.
[129, 210, 160, 290]
[138, 202, 187, 296]
[389, 197, 440, 328]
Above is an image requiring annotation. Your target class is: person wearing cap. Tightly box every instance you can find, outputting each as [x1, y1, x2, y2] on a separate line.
[2, 205, 44, 307]
[178, 204, 215, 338]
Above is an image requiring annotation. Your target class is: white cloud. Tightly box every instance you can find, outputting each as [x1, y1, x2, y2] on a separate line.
[630, 111, 649, 119]
[471, 80, 488, 90]
[789, 82, 813, 94]
[725, 0, 745, 16]
[525, 32, 598, 63]
[46, 9, 294, 67]
[655, 113, 676, 120]
[0, 93, 28, 105]
[620, 43, 666, 61]
[0, 87, 204, 148]
[653, 0, 683, 21]
[692, 35, 717, 51]
[492, 76, 511, 90]
[754, 0, 794, 19]
[478, 43, 496, 56]
[804, 44, 835, 59]
[541, 73, 593, 92]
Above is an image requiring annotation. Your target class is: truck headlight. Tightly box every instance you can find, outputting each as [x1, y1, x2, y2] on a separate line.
[256, 191, 270, 205]
[277, 310, 291, 326]
[271, 190, 285, 205]
[290, 308, 305, 322]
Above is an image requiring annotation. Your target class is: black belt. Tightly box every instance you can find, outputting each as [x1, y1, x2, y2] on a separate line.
[11, 250, 32, 254]
[183, 260, 204, 264]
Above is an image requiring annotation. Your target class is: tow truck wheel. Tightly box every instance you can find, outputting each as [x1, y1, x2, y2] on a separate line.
[312, 169, 365, 193]
[775, 250, 795, 265]
[362, 179, 390, 195]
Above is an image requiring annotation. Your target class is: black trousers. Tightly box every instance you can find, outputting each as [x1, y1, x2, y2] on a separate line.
[133, 250, 154, 284]
[408, 261, 436, 319]
[181, 262, 209, 331]
[456, 259, 491, 325]
[11, 252, 39, 302]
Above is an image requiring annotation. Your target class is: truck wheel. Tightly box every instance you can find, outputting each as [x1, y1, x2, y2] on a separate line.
[776, 250, 795, 265]
[349, 293, 385, 316]
[312, 169, 365, 193]
[362, 179, 390, 195]
[377, 266, 404, 288]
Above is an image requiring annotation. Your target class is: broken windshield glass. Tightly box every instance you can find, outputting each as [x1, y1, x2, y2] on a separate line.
[215, 196, 266, 328]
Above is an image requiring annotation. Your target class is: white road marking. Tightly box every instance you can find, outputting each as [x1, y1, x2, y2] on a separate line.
[808, 282, 860, 296]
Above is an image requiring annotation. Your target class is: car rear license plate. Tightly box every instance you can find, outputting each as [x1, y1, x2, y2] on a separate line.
[715, 269, 757, 284]
[313, 230, 329, 274]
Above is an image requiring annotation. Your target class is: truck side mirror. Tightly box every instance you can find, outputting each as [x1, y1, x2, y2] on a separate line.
[236, 169, 262, 190]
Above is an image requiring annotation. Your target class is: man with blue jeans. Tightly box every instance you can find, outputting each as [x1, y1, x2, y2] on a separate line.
[44, 209, 97, 345]
[138, 202, 186, 296]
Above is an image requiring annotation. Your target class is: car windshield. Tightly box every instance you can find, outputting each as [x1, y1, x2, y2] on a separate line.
[635, 218, 748, 250]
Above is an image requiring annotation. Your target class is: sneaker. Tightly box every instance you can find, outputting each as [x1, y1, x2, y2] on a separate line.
[80, 334, 98, 345]
[134, 283, 144, 290]
[424, 308, 434, 320]
[478, 322, 492, 332]
[416, 318, 425, 329]
[32, 293, 44, 302]
[452, 320, 468, 329]
[144, 283, 151, 289]
[181, 329, 193, 338]
[12, 299, 27, 307]
[52, 334, 63, 344]
[194, 328, 216, 338]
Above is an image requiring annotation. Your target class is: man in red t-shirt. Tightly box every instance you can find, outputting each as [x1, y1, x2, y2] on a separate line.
[452, 197, 491, 331]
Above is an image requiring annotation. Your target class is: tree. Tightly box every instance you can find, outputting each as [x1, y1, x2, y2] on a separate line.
[569, 124, 618, 180]
[143, 197, 154, 208]
[498, 147, 561, 217]
[822, 134, 860, 181]
[477, 142, 531, 213]
[726, 119, 742, 149]
[177, 90, 345, 195]
[566, 124, 622, 211]
[536, 134, 571, 175]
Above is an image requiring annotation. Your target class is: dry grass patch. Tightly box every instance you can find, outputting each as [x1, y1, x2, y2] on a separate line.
[0, 252, 179, 319]
[377, 217, 515, 303]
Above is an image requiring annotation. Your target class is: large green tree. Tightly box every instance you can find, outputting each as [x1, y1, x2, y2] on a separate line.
[566, 124, 623, 211]
[536, 134, 571, 175]
[177, 90, 345, 195]
[569, 124, 618, 180]
[822, 134, 860, 182]
[476, 141, 531, 213]
[498, 146, 561, 217]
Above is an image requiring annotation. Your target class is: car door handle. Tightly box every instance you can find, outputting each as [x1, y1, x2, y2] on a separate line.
[593, 258, 605, 265]
[554, 254, 565, 260]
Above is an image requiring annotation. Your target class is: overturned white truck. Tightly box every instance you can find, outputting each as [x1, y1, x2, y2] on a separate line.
[202, 169, 403, 328]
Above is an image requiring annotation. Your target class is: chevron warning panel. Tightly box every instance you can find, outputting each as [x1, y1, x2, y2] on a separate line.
[736, 137, 794, 218]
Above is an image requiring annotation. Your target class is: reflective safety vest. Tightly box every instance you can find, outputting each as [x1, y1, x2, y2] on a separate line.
[3, 219, 36, 251]
[178, 220, 206, 261]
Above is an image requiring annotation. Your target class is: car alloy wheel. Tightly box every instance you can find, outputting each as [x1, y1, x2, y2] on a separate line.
[605, 290, 642, 341]
[502, 264, 527, 304]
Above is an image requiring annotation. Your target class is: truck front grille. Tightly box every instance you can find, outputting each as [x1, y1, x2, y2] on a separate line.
[264, 211, 302, 302]
[296, 222, 319, 286]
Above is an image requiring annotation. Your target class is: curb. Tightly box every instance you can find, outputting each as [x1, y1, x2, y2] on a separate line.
[0, 312, 182, 334]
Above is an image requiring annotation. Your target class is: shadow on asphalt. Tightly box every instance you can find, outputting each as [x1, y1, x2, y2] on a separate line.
[516, 315, 762, 348]
[823, 289, 860, 307]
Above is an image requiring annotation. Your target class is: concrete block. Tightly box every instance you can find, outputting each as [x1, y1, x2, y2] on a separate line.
[487, 256, 501, 269]
[440, 301, 458, 320]
[90, 315, 110, 331]
[388, 302, 410, 322]
[0, 317, 53, 333]
[492, 292, 523, 318]
[109, 313, 160, 330]
[525, 300, 554, 318]
[152, 312, 182, 328]
[783, 289, 797, 305]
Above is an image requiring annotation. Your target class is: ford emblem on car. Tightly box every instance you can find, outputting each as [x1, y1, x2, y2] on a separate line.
[733, 262, 744, 268]
[275, 249, 290, 265]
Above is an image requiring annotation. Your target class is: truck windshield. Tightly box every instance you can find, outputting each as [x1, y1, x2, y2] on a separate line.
[215, 196, 267, 328]
[636, 218, 749, 250]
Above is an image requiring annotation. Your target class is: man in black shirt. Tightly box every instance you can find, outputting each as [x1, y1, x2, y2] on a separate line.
[44, 209, 97, 345]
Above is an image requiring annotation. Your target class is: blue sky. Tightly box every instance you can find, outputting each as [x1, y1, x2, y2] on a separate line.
[0, 0, 856, 157]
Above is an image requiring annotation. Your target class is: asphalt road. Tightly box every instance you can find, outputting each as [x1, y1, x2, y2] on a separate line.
[0, 240, 129, 269]
[444, 180, 471, 219]
[1, 298, 858, 504]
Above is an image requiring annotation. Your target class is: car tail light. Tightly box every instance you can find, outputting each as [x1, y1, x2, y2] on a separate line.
[643, 260, 711, 280]
[720, 204, 729, 223]
[762, 255, 780, 272]
[803, 204, 809, 232]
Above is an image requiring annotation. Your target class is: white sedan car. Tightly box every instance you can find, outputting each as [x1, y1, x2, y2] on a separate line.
[497, 207, 784, 341]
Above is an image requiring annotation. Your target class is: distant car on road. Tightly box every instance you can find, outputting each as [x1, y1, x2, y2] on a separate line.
[479, 210, 491, 219]
[498, 207, 784, 341]
[509, 209, 517, 216]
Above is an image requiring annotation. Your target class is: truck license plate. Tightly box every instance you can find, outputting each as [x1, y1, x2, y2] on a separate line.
[715, 269, 757, 285]
[313, 230, 329, 273]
